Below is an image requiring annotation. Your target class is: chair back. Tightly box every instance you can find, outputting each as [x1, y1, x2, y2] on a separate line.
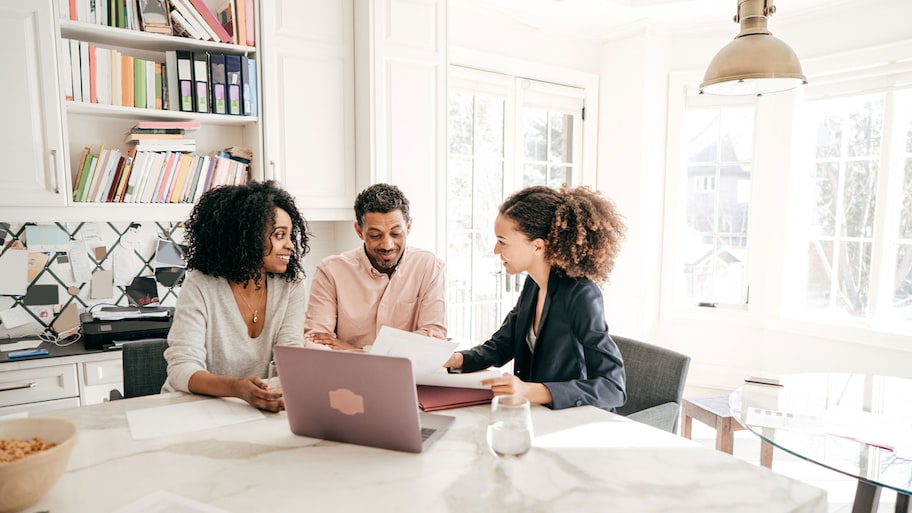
[613, 335, 691, 432]
[121, 338, 169, 398]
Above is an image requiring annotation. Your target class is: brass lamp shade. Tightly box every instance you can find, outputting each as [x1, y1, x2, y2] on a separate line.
[700, 0, 806, 95]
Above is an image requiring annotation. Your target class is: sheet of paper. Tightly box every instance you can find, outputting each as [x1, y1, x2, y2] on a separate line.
[90, 269, 114, 299]
[27, 252, 49, 281]
[0, 338, 43, 351]
[68, 241, 93, 283]
[111, 490, 230, 513]
[24, 224, 70, 252]
[416, 368, 504, 389]
[370, 325, 457, 375]
[0, 249, 28, 295]
[0, 307, 35, 329]
[126, 397, 265, 440]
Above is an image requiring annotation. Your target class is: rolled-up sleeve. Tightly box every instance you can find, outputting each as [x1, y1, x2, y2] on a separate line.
[303, 263, 338, 337]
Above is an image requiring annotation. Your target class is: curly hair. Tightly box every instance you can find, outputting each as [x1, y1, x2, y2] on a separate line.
[183, 180, 310, 285]
[354, 183, 410, 226]
[499, 185, 626, 283]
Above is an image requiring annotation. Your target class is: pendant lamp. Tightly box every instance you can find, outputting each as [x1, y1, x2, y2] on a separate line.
[700, 0, 806, 96]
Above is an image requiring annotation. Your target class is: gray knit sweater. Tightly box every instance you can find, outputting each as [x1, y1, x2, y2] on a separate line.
[163, 270, 306, 393]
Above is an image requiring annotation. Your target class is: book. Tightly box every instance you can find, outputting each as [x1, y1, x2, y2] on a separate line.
[188, 0, 233, 43]
[71, 146, 90, 191]
[164, 51, 180, 112]
[129, 127, 185, 135]
[125, 133, 185, 141]
[121, 53, 134, 107]
[177, 51, 196, 112]
[416, 385, 493, 412]
[215, 0, 236, 42]
[113, 150, 136, 201]
[130, 140, 197, 152]
[225, 54, 241, 115]
[154, 62, 163, 109]
[79, 41, 90, 102]
[246, 56, 257, 116]
[138, 0, 172, 35]
[192, 52, 209, 113]
[234, 0, 247, 47]
[74, 152, 98, 202]
[244, 0, 255, 46]
[209, 53, 227, 114]
[68, 39, 82, 102]
[133, 57, 147, 109]
[105, 155, 127, 202]
[171, 0, 216, 41]
[135, 120, 201, 130]
[168, 8, 200, 40]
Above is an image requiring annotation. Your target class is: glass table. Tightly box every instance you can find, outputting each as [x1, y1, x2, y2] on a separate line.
[731, 373, 912, 513]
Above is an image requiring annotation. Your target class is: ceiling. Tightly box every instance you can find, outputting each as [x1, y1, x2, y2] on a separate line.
[456, 0, 862, 42]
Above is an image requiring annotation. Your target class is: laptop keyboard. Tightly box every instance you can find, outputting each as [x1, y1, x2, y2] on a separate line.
[420, 427, 436, 442]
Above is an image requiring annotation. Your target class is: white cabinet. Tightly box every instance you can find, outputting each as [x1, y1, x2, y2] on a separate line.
[0, 0, 67, 207]
[260, 0, 356, 221]
[0, 352, 123, 414]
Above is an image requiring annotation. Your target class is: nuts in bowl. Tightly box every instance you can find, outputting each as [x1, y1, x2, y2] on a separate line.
[0, 417, 78, 513]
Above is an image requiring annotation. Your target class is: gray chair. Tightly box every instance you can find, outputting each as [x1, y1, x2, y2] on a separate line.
[110, 338, 169, 400]
[613, 335, 691, 433]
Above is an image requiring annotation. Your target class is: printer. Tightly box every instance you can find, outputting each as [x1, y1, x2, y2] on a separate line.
[80, 306, 174, 350]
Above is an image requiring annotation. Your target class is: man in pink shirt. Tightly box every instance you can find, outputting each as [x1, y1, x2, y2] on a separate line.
[304, 183, 446, 350]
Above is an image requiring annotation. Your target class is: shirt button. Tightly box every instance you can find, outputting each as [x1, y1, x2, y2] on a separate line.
[575, 400, 583, 407]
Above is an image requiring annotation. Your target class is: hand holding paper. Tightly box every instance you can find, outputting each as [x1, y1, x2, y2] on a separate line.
[370, 325, 457, 375]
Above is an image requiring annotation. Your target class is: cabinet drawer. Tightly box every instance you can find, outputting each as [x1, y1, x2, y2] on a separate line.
[83, 358, 123, 386]
[0, 397, 81, 418]
[0, 364, 79, 407]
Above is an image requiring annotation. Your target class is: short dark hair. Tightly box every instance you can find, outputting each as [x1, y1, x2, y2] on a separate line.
[354, 183, 410, 226]
[183, 180, 310, 285]
[500, 185, 626, 283]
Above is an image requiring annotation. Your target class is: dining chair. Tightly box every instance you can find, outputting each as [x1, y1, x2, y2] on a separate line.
[109, 338, 169, 400]
[613, 335, 691, 433]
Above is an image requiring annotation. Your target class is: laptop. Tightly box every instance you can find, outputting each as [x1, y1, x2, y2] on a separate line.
[273, 345, 455, 453]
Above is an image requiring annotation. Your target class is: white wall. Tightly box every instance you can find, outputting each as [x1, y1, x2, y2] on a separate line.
[597, 0, 912, 390]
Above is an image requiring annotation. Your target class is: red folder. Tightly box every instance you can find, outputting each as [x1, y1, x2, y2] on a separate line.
[416, 385, 493, 412]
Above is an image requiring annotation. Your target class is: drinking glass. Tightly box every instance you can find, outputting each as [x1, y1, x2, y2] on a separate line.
[267, 359, 281, 393]
[486, 395, 533, 458]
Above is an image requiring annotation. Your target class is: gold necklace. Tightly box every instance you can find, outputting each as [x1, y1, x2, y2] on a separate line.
[234, 283, 265, 324]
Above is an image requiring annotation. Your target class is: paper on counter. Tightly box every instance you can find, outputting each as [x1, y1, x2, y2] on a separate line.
[370, 325, 457, 375]
[416, 368, 504, 389]
[111, 490, 229, 513]
[126, 397, 265, 440]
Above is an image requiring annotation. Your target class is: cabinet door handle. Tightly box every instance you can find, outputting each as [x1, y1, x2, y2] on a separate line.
[49, 149, 60, 194]
[0, 382, 37, 393]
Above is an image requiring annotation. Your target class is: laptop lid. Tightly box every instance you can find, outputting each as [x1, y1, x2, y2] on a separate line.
[273, 346, 454, 453]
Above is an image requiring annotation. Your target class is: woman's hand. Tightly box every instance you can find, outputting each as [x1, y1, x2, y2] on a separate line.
[306, 332, 360, 351]
[481, 373, 552, 405]
[233, 375, 284, 413]
[443, 352, 463, 369]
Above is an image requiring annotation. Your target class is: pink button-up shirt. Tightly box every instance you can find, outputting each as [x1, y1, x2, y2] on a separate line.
[304, 246, 446, 348]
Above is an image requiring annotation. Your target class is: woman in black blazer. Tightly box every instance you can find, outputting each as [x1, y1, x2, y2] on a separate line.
[445, 185, 627, 411]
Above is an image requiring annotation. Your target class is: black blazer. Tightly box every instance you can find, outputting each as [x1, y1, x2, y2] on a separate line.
[460, 269, 626, 411]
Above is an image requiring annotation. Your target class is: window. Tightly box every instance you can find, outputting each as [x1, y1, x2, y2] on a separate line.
[446, 66, 586, 340]
[676, 103, 755, 305]
[795, 88, 912, 327]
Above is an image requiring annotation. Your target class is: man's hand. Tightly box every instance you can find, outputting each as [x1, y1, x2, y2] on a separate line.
[306, 332, 360, 351]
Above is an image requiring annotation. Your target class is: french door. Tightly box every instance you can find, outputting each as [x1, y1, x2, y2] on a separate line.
[446, 66, 585, 341]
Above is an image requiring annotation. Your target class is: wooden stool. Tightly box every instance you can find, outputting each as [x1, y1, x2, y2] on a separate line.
[682, 395, 773, 469]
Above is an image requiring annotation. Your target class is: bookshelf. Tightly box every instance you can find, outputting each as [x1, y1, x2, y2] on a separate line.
[58, 2, 263, 211]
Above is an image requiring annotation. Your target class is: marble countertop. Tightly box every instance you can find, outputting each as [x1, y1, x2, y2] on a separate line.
[28, 392, 827, 513]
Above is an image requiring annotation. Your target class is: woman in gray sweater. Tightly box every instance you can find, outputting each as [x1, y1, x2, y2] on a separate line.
[163, 181, 310, 412]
